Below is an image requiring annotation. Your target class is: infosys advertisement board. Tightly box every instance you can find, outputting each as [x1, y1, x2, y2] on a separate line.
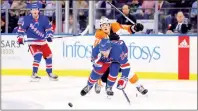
[1, 35, 197, 80]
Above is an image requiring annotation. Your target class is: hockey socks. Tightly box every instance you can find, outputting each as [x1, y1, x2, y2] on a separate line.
[107, 62, 120, 87]
[88, 70, 103, 87]
[45, 56, 53, 75]
[32, 53, 42, 74]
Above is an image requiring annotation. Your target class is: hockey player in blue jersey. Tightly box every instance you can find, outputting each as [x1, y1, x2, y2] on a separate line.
[81, 39, 134, 96]
[17, 3, 58, 81]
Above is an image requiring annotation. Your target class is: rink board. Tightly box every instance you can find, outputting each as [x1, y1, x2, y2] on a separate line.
[1, 35, 197, 80]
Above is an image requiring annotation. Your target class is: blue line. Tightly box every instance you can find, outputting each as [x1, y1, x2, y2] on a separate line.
[1, 34, 197, 37]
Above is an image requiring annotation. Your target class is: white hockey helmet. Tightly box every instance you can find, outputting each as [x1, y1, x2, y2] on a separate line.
[99, 17, 110, 26]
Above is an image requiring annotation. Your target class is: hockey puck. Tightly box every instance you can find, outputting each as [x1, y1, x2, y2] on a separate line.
[68, 102, 73, 107]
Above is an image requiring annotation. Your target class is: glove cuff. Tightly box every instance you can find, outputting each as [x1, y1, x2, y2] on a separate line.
[130, 25, 137, 32]
[17, 35, 24, 38]
[120, 76, 128, 81]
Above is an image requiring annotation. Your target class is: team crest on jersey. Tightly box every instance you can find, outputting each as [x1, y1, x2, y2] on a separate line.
[120, 52, 127, 60]
[29, 23, 44, 38]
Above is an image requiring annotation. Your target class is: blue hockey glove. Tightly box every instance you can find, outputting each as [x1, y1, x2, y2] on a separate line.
[45, 34, 53, 42]
[117, 77, 128, 90]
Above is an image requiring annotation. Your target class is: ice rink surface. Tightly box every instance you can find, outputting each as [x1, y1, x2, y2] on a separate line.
[1, 76, 197, 110]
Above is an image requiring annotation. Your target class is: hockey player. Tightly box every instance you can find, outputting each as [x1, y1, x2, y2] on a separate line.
[93, 17, 148, 95]
[17, 3, 58, 81]
[81, 39, 143, 96]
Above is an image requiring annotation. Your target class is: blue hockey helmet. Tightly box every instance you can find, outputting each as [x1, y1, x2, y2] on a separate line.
[99, 39, 111, 51]
[28, 3, 40, 10]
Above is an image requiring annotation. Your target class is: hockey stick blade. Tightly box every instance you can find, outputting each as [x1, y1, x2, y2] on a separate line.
[122, 89, 131, 105]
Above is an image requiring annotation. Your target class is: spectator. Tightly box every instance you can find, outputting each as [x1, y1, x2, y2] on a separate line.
[128, 0, 144, 19]
[1, 0, 11, 16]
[95, 0, 113, 19]
[158, 0, 173, 15]
[167, 11, 191, 34]
[44, 1, 56, 22]
[115, 0, 129, 8]
[158, 0, 173, 33]
[116, 5, 137, 25]
[76, 0, 89, 31]
[67, 14, 81, 34]
[141, 0, 155, 19]
[12, 17, 23, 33]
[10, 0, 27, 16]
[76, 0, 88, 17]
[8, 12, 18, 33]
[190, 1, 197, 33]
[1, 17, 6, 33]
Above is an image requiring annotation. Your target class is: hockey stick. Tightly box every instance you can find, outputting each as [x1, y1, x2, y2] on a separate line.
[24, 24, 90, 42]
[106, 1, 135, 25]
[122, 89, 131, 105]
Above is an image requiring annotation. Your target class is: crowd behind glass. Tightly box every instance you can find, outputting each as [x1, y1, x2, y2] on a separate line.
[1, 0, 197, 34]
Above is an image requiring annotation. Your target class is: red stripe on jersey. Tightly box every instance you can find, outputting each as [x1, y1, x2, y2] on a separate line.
[108, 75, 117, 82]
[33, 63, 39, 67]
[88, 77, 97, 83]
[46, 66, 52, 68]
[121, 63, 130, 68]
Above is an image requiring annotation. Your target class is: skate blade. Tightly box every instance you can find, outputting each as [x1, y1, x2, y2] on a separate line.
[30, 78, 40, 82]
[136, 92, 148, 97]
[49, 78, 58, 81]
[106, 96, 112, 100]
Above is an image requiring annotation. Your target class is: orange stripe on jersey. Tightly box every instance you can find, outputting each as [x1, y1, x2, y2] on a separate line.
[111, 22, 132, 34]
[95, 30, 108, 39]
[121, 24, 132, 34]
[94, 29, 108, 46]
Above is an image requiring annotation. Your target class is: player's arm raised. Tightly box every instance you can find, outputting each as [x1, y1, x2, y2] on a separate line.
[111, 22, 144, 35]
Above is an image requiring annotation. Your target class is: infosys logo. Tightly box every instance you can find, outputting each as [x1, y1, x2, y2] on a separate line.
[62, 41, 161, 63]
[128, 42, 161, 63]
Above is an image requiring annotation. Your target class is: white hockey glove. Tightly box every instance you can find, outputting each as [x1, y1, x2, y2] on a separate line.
[117, 77, 128, 90]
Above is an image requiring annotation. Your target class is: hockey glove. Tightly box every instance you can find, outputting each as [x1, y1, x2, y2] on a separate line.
[131, 23, 144, 32]
[17, 35, 24, 45]
[117, 77, 128, 90]
[46, 34, 53, 42]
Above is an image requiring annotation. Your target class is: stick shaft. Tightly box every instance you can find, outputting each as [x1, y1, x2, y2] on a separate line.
[122, 89, 131, 104]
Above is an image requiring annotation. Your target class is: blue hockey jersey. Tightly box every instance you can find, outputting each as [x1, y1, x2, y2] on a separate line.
[18, 14, 53, 45]
[92, 40, 130, 78]
[92, 40, 128, 65]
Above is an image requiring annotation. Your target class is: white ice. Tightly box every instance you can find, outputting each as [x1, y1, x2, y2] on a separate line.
[1, 76, 197, 110]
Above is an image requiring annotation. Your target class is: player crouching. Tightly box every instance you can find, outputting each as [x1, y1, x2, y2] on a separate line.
[17, 3, 58, 81]
[81, 39, 147, 96]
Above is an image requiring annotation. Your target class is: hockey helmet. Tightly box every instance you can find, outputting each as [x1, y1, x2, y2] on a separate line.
[99, 39, 111, 51]
[99, 17, 110, 26]
[28, 3, 40, 10]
